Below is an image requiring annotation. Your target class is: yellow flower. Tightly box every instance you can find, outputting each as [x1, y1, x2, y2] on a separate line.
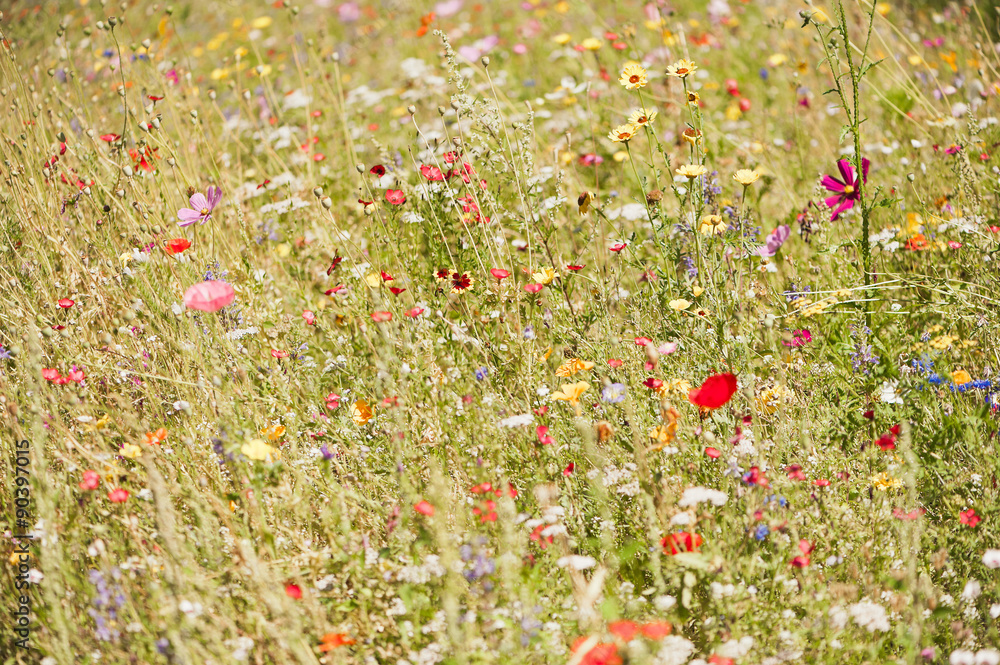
[692, 286, 704, 297]
[665, 378, 692, 395]
[676, 164, 708, 179]
[871, 472, 902, 492]
[669, 298, 692, 311]
[352, 400, 374, 426]
[364, 272, 382, 288]
[733, 169, 760, 186]
[85, 414, 112, 432]
[120, 443, 142, 459]
[699, 215, 727, 235]
[686, 91, 700, 105]
[767, 53, 788, 67]
[260, 424, 286, 442]
[242, 438, 278, 463]
[608, 123, 639, 143]
[618, 63, 648, 90]
[952, 369, 972, 386]
[681, 128, 702, 145]
[613, 150, 629, 162]
[628, 108, 657, 126]
[552, 381, 590, 404]
[556, 358, 595, 377]
[665, 59, 697, 79]
[553, 33, 572, 45]
[251, 16, 273, 29]
[649, 407, 679, 451]
[580, 37, 603, 51]
[531, 267, 557, 285]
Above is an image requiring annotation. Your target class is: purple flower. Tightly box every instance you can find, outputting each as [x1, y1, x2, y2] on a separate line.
[821, 158, 869, 220]
[177, 186, 222, 227]
[601, 383, 627, 403]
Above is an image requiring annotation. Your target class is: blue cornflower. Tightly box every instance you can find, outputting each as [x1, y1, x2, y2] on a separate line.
[754, 524, 770, 541]
[475, 367, 489, 381]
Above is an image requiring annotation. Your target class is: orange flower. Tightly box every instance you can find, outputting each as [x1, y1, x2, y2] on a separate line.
[318, 633, 355, 652]
[142, 428, 168, 445]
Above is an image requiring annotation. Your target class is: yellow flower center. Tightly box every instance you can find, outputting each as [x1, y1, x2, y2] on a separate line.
[201, 208, 210, 215]
[842, 185, 854, 194]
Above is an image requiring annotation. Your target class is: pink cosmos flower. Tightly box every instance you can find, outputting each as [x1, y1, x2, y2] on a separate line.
[177, 186, 222, 227]
[821, 158, 869, 220]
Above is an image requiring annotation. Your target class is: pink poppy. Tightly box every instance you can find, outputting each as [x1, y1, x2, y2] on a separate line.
[108, 488, 129, 503]
[183, 280, 235, 312]
[385, 189, 406, 205]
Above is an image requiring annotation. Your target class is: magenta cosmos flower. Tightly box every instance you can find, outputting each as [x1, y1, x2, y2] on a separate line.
[821, 158, 869, 220]
[177, 186, 222, 227]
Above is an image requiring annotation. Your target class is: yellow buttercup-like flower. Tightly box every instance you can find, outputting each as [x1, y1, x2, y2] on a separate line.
[120, 443, 142, 459]
[733, 169, 760, 186]
[699, 215, 727, 236]
[552, 381, 590, 404]
[618, 63, 648, 90]
[531, 267, 557, 285]
[580, 37, 602, 51]
[242, 438, 279, 463]
[676, 164, 708, 179]
[669, 298, 692, 311]
[556, 358, 595, 377]
[260, 424, 286, 442]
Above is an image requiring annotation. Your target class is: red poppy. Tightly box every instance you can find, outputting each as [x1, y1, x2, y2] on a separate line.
[609, 242, 627, 252]
[385, 189, 406, 205]
[634, 337, 651, 346]
[813, 478, 830, 487]
[100, 133, 121, 142]
[472, 499, 498, 523]
[302, 310, 316, 325]
[58, 298, 75, 308]
[524, 283, 544, 293]
[661, 532, 702, 555]
[414, 500, 435, 516]
[960, 508, 981, 528]
[786, 464, 806, 481]
[490, 268, 510, 280]
[608, 621, 638, 642]
[420, 164, 445, 181]
[570, 638, 622, 665]
[704, 447, 721, 459]
[639, 621, 672, 640]
[404, 307, 425, 318]
[708, 656, 734, 665]
[271, 349, 289, 359]
[108, 488, 129, 503]
[791, 539, 813, 568]
[607, 359, 623, 369]
[530, 523, 554, 549]
[536, 425, 555, 445]
[67, 368, 85, 383]
[688, 373, 738, 409]
[164, 238, 191, 255]
[42, 368, 60, 381]
[563, 462, 575, 476]
[389, 287, 406, 295]
[284, 583, 302, 599]
[643, 378, 663, 391]
[79, 470, 101, 491]
[371, 311, 393, 322]
[566, 264, 584, 271]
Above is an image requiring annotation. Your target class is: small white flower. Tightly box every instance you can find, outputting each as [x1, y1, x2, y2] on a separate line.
[982, 549, 1000, 569]
[962, 579, 982, 602]
[879, 380, 903, 405]
[26, 568, 43, 584]
[678, 487, 728, 508]
[556, 555, 596, 571]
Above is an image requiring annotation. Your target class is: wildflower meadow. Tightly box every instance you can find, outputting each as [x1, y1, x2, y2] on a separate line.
[3, 0, 1000, 663]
